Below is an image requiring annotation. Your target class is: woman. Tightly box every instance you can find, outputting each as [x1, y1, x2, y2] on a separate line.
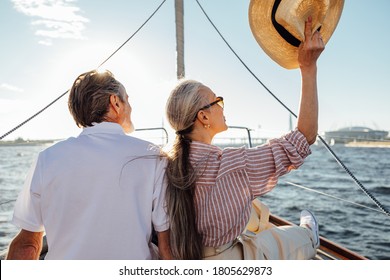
[165, 18, 324, 260]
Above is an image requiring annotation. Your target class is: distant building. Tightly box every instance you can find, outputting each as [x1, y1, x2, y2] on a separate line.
[324, 126, 389, 144]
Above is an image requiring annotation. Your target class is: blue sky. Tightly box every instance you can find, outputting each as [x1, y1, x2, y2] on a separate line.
[0, 0, 389, 141]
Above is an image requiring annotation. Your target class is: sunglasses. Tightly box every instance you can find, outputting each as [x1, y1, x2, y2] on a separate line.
[200, 96, 224, 110]
[194, 96, 224, 121]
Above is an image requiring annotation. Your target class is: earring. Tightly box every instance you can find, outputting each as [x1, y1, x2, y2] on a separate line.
[204, 124, 210, 129]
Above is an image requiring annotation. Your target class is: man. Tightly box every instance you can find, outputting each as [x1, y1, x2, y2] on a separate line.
[6, 70, 171, 259]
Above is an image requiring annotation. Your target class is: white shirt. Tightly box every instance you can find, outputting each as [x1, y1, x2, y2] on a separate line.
[12, 122, 168, 259]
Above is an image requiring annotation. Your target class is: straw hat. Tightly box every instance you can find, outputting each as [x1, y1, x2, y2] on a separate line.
[249, 0, 344, 69]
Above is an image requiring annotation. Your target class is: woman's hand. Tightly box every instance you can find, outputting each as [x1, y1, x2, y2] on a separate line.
[298, 16, 325, 71]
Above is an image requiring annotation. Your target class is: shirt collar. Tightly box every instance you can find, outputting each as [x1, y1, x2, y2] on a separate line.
[79, 122, 125, 136]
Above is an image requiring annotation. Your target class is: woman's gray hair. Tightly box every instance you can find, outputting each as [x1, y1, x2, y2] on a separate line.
[166, 80, 207, 135]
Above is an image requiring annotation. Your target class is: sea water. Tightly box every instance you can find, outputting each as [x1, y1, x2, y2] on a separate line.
[0, 141, 389, 259]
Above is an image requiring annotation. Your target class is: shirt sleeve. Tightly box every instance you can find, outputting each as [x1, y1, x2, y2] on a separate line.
[12, 154, 45, 232]
[245, 128, 311, 197]
[151, 156, 169, 232]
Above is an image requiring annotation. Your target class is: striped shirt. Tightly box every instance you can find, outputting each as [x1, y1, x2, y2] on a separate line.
[190, 129, 311, 247]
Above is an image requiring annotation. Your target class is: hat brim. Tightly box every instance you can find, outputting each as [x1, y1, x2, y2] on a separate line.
[249, 0, 344, 69]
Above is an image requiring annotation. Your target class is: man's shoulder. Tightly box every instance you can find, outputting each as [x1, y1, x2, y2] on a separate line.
[120, 135, 163, 155]
[37, 137, 77, 156]
[39, 137, 74, 150]
[121, 134, 152, 145]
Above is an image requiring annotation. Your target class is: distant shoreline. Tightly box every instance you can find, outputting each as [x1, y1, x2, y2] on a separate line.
[345, 141, 390, 148]
[0, 138, 57, 146]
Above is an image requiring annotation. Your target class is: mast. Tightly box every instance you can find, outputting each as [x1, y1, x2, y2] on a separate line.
[175, 0, 185, 79]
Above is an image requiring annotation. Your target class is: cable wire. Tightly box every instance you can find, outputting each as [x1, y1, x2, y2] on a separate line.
[282, 181, 389, 216]
[0, 90, 69, 140]
[97, 0, 167, 69]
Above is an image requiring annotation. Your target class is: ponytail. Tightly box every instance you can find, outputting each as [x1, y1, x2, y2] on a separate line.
[165, 134, 203, 259]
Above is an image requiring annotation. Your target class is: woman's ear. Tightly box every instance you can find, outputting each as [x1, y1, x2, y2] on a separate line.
[196, 110, 209, 126]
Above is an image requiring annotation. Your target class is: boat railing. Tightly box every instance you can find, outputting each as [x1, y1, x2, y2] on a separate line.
[133, 126, 266, 149]
[133, 127, 169, 147]
[227, 126, 253, 148]
[212, 126, 269, 148]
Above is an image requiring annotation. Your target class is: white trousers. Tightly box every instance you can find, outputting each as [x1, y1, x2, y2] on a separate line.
[204, 225, 316, 260]
[203, 199, 317, 260]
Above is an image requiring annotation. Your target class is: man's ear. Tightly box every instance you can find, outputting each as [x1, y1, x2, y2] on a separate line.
[109, 95, 120, 113]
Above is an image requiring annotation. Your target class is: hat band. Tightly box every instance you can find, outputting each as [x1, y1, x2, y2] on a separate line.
[271, 0, 301, 48]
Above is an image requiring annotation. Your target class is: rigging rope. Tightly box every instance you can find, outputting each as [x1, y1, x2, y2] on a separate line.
[0, 0, 167, 141]
[0, 90, 69, 140]
[96, 0, 167, 69]
[282, 181, 389, 217]
[194, 0, 390, 216]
